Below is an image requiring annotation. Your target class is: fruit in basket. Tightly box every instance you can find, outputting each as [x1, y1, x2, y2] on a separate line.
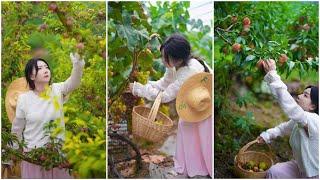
[259, 168, 264, 172]
[259, 162, 267, 170]
[155, 119, 164, 125]
[242, 160, 256, 171]
[253, 166, 259, 172]
[247, 160, 255, 169]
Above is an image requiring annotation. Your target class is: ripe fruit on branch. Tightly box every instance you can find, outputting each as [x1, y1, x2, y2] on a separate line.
[256, 59, 265, 70]
[243, 17, 251, 25]
[48, 2, 58, 12]
[232, 43, 241, 53]
[243, 24, 250, 32]
[131, 15, 138, 23]
[231, 16, 237, 24]
[302, 24, 310, 31]
[40, 154, 47, 161]
[98, 11, 105, 18]
[39, 24, 48, 32]
[66, 17, 73, 26]
[279, 54, 288, 65]
[76, 43, 85, 50]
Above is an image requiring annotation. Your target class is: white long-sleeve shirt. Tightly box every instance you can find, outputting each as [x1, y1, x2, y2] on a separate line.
[260, 70, 319, 177]
[133, 58, 212, 103]
[11, 59, 85, 150]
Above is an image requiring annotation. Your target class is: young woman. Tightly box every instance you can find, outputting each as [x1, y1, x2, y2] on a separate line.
[257, 59, 319, 178]
[129, 34, 212, 178]
[11, 53, 85, 178]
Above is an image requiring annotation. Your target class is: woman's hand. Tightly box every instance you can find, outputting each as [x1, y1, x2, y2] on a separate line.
[263, 59, 276, 73]
[256, 136, 266, 144]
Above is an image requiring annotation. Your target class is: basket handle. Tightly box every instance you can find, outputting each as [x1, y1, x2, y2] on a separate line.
[239, 139, 272, 155]
[147, 91, 163, 122]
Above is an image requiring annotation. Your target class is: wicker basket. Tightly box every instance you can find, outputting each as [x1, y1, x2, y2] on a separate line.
[132, 92, 173, 142]
[234, 140, 274, 178]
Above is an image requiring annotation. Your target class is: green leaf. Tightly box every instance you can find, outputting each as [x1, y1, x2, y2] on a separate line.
[288, 61, 295, 72]
[245, 55, 255, 61]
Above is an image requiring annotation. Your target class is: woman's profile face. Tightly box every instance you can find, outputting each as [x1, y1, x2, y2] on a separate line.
[296, 88, 315, 112]
[161, 49, 173, 68]
[31, 60, 51, 84]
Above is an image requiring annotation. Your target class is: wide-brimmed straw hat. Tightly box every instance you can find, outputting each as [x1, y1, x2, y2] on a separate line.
[5, 77, 29, 122]
[176, 72, 212, 122]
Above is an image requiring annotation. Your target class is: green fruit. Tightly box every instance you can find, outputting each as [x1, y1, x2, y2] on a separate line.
[259, 162, 267, 170]
[245, 160, 255, 170]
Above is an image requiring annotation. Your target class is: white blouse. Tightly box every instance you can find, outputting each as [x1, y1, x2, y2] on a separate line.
[260, 70, 319, 177]
[11, 57, 85, 150]
[133, 58, 212, 103]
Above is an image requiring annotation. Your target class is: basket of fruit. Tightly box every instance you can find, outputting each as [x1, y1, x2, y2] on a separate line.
[234, 139, 274, 178]
[132, 91, 173, 142]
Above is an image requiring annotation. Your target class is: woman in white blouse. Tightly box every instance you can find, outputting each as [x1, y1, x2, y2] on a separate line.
[11, 53, 85, 178]
[129, 34, 212, 178]
[257, 59, 319, 178]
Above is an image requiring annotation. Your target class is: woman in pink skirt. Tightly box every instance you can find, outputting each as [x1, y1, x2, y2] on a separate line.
[11, 53, 85, 178]
[129, 34, 212, 178]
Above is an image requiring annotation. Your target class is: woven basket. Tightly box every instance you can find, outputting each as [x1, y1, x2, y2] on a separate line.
[132, 92, 173, 142]
[234, 140, 274, 178]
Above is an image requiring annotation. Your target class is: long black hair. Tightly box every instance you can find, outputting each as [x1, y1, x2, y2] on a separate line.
[25, 58, 51, 90]
[305, 85, 319, 114]
[160, 34, 210, 73]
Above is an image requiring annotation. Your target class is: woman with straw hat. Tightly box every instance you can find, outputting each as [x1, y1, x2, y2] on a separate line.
[10, 52, 85, 178]
[256, 59, 319, 178]
[129, 34, 212, 178]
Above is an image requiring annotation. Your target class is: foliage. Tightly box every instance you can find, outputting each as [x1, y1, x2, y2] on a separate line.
[1, 2, 106, 178]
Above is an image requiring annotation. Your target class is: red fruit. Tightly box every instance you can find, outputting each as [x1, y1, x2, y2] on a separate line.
[299, 16, 307, 24]
[222, 47, 229, 54]
[131, 15, 138, 23]
[243, 24, 250, 32]
[40, 155, 46, 161]
[232, 43, 241, 53]
[256, 59, 265, 70]
[80, 127, 89, 132]
[76, 43, 84, 50]
[231, 16, 237, 24]
[243, 17, 251, 25]
[62, 32, 69, 38]
[48, 2, 58, 12]
[39, 24, 48, 32]
[98, 11, 105, 17]
[302, 24, 310, 31]
[46, 143, 53, 149]
[279, 54, 288, 65]
[86, 95, 94, 100]
[66, 17, 73, 26]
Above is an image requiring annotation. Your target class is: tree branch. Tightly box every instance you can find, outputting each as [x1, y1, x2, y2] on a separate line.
[215, 29, 233, 46]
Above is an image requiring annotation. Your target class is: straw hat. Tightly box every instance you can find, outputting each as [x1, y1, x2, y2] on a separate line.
[5, 77, 29, 123]
[176, 72, 212, 122]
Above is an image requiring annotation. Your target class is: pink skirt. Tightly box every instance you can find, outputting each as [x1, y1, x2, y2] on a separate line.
[21, 161, 73, 179]
[174, 116, 212, 177]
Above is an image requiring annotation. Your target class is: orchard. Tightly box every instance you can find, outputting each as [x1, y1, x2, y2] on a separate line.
[214, 2, 318, 178]
[1, 2, 106, 178]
